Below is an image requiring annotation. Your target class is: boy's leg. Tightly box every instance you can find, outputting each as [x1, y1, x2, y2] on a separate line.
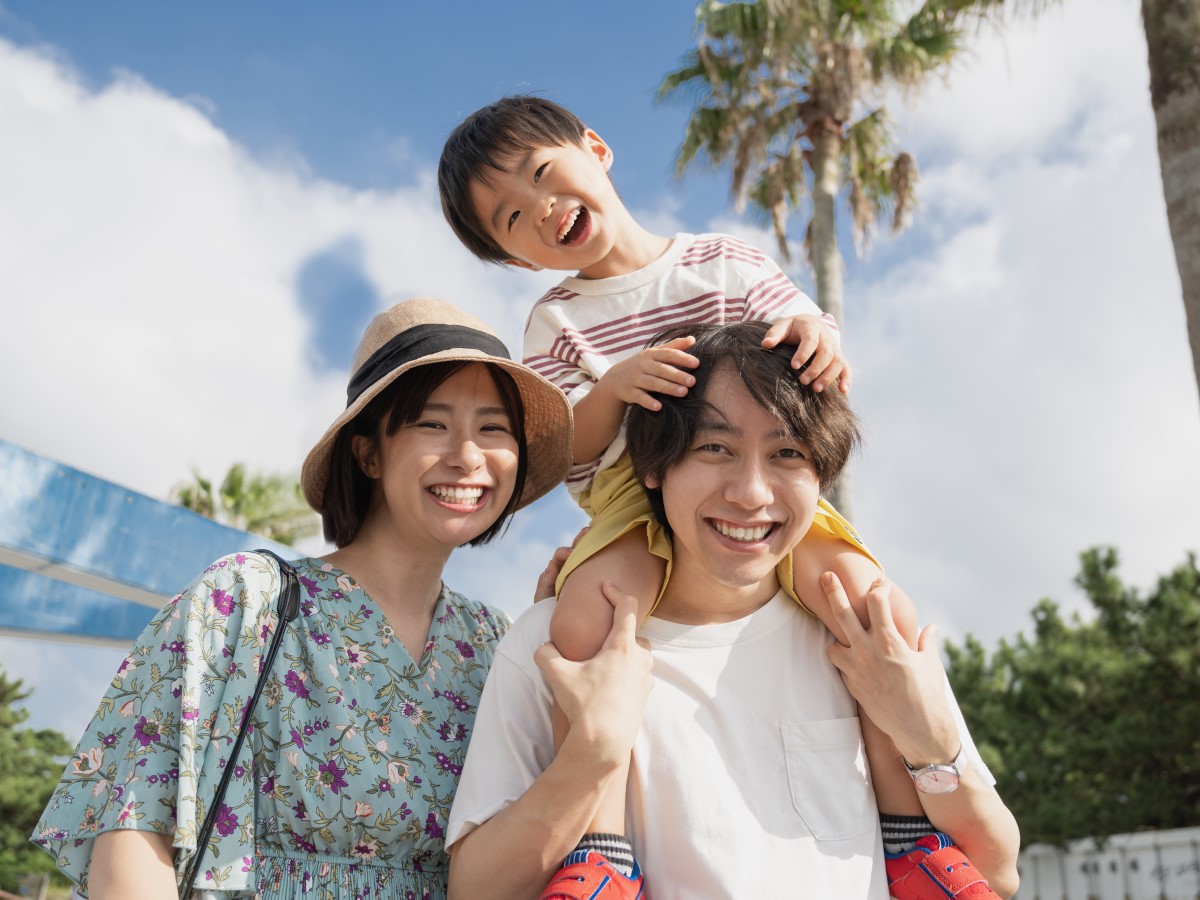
[789, 516, 1002, 898]
[788, 526, 924, 815]
[549, 530, 664, 840]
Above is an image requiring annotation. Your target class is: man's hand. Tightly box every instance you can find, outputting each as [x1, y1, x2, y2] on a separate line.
[535, 582, 653, 767]
[762, 315, 851, 393]
[821, 573, 959, 765]
[597, 336, 699, 411]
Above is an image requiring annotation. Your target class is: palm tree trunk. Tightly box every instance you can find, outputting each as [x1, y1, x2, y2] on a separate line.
[810, 126, 854, 519]
[1143, 0, 1200, 407]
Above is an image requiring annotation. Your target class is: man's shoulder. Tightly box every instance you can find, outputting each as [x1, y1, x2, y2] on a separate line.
[495, 598, 556, 663]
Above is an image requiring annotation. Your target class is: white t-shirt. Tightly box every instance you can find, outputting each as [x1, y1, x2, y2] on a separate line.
[522, 233, 836, 496]
[447, 595, 993, 899]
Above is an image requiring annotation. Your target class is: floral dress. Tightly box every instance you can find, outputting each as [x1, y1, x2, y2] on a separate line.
[32, 552, 510, 899]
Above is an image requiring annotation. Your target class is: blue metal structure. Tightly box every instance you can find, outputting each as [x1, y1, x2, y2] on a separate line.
[0, 440, 291, 648]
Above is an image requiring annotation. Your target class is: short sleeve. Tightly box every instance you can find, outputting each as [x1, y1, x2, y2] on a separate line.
[445, 603, 556, 850]
[31, 551, 285, 895]
[742, 252, 837, 337]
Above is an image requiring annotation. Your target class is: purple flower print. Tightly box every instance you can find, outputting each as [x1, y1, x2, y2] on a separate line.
[442, 690, 470, 712]
[133, 716, 161, 747]
[455, 639, 475, 659]
[300, 575, 319, 598]
[434, 752, 462, 776]
[311, 631, 331, 646]
[378, 780, 392, 794]
[214, 804, 239, 837]
[284, 671, 310, 699]
[423, 812, 444, 840]
[261, 775, 275, 794]
[290, 728, 305, 748]
[211, 589, 235, 617]
[290, 831, 317, 854]
[398, 802, 411, 820]
[292, 799, 307, 820]
[318, 758, 348, 794]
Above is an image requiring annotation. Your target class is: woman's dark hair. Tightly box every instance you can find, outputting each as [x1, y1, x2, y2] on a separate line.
[321, 361, 528, 548]
[626, 321, 860, 536]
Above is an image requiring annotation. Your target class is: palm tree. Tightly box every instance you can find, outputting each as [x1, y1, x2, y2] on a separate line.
[660, 0, 1041, 515]
[1141, 0, 1200, 407]
[171, 463, 320, 547]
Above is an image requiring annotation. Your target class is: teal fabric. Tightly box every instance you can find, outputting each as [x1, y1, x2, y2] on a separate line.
[32, 552, 510, 898]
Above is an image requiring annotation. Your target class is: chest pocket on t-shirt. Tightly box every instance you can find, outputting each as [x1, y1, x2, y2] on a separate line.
[781, 718, 875, 841]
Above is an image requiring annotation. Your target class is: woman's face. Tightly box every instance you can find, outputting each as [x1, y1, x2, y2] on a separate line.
[357, 363, 520, 551]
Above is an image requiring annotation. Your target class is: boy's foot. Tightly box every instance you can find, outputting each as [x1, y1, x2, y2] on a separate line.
[886, 832, 1001, 899]
[538, 849, 644, 900]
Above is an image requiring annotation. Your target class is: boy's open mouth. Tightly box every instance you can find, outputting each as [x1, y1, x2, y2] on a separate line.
[557, 206, 590, 245]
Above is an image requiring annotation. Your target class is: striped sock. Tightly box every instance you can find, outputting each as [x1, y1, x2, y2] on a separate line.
[572, 833, 636, 877]
[880, 814, 937, 854]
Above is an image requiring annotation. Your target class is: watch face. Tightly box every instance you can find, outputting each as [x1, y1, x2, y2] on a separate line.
[915, 768, 960, 794]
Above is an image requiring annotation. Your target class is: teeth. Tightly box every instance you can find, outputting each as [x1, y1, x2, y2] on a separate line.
[431, 486, 484, 503]
[557, 208, 581, 243]
[713, 521, 771, 542]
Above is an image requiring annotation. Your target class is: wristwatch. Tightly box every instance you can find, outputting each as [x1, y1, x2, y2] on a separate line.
[902, 745, 966, 794]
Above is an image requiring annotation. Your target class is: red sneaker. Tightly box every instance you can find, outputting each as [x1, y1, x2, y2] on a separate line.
[539, 850, 644, 900]
[886, 832, 1001, 899]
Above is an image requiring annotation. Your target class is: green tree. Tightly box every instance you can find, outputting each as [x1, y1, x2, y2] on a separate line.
[945, 548, 1200, 846]
[171, 463, 319, 546]
[0, 668, 73, 889]
[659, 0, 1044, 514]
[1141, 0, 1200, 407]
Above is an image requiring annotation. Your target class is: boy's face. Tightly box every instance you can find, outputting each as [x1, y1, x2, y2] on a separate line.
[467, 130, 627, 278]
[647, 363, 821, 621]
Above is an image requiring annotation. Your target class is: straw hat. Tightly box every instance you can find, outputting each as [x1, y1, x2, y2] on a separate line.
[301, 298, 572, 513]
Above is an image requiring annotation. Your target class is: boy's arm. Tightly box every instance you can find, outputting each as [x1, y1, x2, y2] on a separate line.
[762, 314, 851, 393]
[571, 337, 699, 465]
[822, 576, 1021, 897]
[447, 588, 653, 900]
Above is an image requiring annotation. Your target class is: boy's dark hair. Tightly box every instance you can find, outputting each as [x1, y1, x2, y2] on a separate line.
[322, 361, 528, 548]
[627, 321, 860, 536]
[438, 96, 588, 264]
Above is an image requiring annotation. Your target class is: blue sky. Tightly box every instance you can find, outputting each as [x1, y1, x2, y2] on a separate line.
[2, 0, 1198, 741]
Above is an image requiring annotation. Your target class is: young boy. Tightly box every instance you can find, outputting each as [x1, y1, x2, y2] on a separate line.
[438, 96, 997, 900]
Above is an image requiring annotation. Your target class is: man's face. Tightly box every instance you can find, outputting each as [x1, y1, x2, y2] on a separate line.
[649, 363, 821, 621]
[466, 129, 625, 277]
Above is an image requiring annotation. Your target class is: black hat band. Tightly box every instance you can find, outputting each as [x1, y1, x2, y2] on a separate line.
[346, 323, 512, 407]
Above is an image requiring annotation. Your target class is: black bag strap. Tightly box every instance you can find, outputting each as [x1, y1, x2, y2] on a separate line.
[178, 550, 301, 897]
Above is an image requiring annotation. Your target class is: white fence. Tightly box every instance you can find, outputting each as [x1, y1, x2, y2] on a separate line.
[1017, 826, 1200, 899]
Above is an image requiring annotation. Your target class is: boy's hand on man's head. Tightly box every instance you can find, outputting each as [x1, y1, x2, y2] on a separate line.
[599, 335, 699, 412]
[762, 315, 852, 394]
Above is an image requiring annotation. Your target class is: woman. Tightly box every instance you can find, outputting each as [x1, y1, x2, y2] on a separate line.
[32, 298, 574, 898]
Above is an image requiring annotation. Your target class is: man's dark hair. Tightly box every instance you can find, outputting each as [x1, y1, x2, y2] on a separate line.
[626, 321, 860, 536]
[438, 96, 588, 264]
[322, 361, 528, 548]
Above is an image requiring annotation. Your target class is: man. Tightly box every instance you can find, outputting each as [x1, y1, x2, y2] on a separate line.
[445, 322, 1020, 899]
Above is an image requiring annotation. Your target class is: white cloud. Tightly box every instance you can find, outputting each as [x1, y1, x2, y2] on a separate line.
[813, 0, 1200, 647]
[0, 37, 552, 505]
[0, 37, 573, 736]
